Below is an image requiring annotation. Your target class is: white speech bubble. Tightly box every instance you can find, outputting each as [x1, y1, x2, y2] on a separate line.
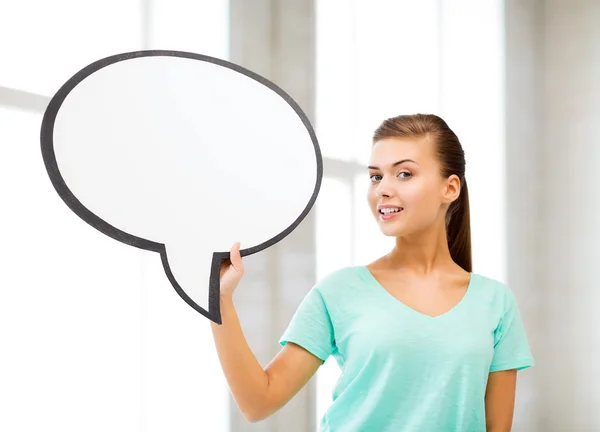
[40, 50, 322, 324]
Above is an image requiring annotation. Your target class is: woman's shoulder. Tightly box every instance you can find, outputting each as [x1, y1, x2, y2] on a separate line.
[470, 272, 520, 309]
[315, 265, 362, 286]
[312, 266, 367, 298]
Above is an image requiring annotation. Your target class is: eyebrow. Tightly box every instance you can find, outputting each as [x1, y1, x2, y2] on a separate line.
[367, 159, 418, 170]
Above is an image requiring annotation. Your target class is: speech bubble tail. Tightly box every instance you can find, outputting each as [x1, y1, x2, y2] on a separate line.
[160, 245, 228, 324]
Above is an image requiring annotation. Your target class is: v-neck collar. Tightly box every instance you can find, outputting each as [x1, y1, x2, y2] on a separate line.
[358, 265, 477, 320]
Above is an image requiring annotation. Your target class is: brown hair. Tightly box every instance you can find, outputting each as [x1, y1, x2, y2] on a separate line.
[372, 114, 472, 272]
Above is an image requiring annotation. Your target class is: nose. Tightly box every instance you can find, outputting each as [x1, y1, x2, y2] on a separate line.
[375, 176, 394, 198]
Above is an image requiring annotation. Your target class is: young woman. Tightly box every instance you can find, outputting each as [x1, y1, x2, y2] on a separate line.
[211, 114, 534, 431]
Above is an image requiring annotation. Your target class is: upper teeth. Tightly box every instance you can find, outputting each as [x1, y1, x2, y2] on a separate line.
[381, 208, 400, 214]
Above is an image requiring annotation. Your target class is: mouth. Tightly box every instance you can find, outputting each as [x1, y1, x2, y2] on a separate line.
[378, 207, 403, 220]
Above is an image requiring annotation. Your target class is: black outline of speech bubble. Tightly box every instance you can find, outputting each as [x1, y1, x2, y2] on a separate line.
[40, 50, 323, 325]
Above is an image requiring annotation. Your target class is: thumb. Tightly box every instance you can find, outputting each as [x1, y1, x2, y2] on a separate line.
[230, 242, 244, 272]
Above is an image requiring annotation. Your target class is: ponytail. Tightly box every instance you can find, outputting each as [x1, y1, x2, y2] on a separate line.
[446, 179, 472, 272]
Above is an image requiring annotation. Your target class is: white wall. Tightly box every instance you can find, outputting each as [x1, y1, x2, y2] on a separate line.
[505, 0, 542, 429]
[506, 0, 600, 430]
[541, 0, 600, 429]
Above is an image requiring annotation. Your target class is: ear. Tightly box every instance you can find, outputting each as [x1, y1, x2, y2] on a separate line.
[441, 174, 461, 204]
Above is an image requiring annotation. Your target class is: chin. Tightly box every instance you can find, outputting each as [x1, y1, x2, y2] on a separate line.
[378, 222, 407, 237]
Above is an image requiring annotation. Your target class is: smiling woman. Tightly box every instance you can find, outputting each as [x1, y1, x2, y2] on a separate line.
[182, 108, 526, 432]
[276, 113, 533, 431]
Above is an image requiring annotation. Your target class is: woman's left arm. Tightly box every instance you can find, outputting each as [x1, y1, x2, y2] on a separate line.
[485, 369, 517, 432]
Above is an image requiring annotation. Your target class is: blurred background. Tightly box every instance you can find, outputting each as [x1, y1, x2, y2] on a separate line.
[1, 0, 597, 431]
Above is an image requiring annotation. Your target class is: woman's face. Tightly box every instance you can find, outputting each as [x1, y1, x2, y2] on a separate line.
[367, 136, 459, 238]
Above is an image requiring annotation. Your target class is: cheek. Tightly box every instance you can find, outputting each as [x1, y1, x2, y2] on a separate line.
[404, 180, 440, 209]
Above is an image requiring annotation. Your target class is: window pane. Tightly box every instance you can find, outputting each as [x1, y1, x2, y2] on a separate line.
[316, 0, 440, 164]
[0, 103, 229, 430]
[315, 0, 357, 161]
[313, 0, 507, 426]
[315, 177, 353, 280]
[150, 0, 229, 59]
[141, 254, 230, 432]
[314, 176, 352, 427]
[0, 1, 142, 95]
[353, 0, 440, 165]
[0, 106, 143, 430]
[439, 0, 506, 280]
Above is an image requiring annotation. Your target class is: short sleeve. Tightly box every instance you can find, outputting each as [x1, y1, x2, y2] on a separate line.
[489, 288, 535, 372]
[279, 287, 335, 362]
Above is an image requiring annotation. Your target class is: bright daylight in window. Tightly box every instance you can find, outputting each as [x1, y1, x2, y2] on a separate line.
[0, 2, 231, 432]
[314, 0, 505, 427]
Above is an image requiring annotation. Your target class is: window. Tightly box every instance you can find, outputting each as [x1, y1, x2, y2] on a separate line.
[0, 0, 142, 96]
[438, 0, 506, 280]
[0, 106, 145, 431]
[315, 0, 357, 162]
[149, 0, 229, 58]
[314, 177, 352, 428]
[0, 2, 231, 431]
[315, 177, 354, 281]
[314, 0, 506, 423]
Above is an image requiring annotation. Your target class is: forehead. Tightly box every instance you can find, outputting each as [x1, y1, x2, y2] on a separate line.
[369, 136, 435, 167]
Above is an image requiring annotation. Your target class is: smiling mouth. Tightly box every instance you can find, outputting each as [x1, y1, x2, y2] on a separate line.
[378, 208, 403, 221]
[379, 207, 403, 215]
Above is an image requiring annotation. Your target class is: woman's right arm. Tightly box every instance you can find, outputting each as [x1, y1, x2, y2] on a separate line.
[210, 243, 323, 423]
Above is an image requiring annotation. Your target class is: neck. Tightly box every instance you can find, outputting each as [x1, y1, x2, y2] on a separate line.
[386, 221, 454, 275]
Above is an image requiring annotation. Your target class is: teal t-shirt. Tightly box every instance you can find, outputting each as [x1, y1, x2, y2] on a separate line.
[279, 266, 534, 432]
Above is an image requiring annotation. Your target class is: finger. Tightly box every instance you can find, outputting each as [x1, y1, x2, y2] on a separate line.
[230, 242, 243, 272]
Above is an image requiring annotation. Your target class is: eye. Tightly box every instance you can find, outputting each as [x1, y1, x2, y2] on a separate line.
[398, 171, 412, 179]
[369, 174, 382, 182]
